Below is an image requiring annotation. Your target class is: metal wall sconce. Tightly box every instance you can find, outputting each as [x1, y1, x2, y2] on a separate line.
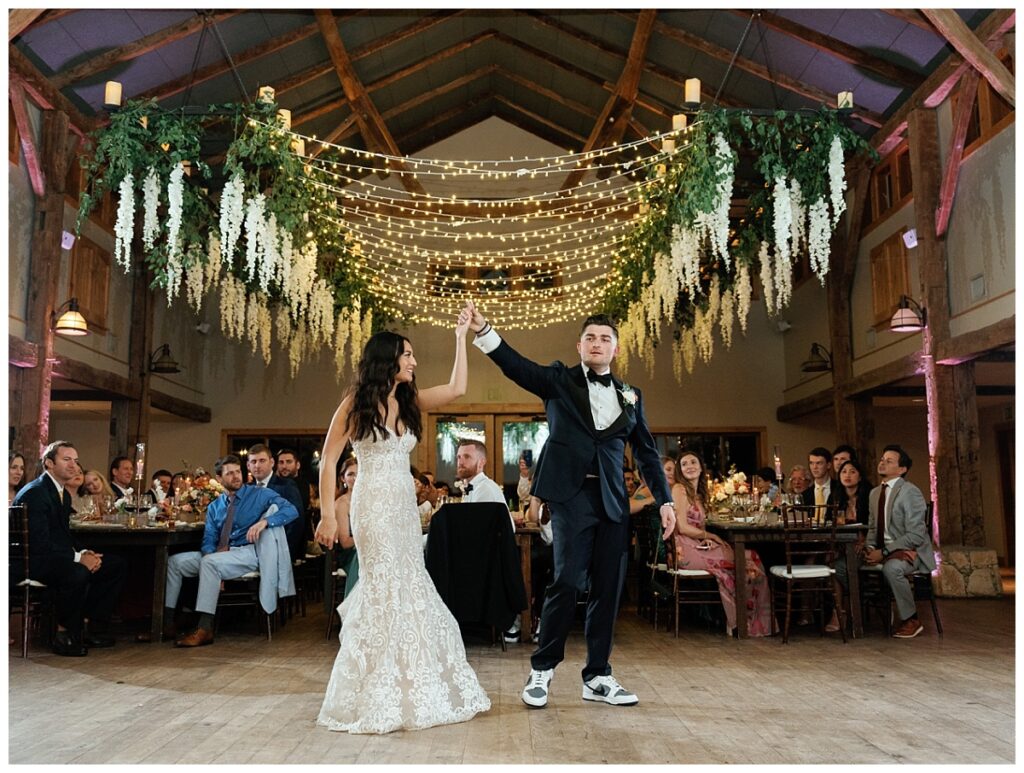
[890, 295, 927, 332]
[149, 344, 181, 374]
[52, 298, 89, 336]
[800, 343, 833, 373]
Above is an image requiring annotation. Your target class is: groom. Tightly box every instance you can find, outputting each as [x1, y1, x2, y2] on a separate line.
[468, 305, 675, 708]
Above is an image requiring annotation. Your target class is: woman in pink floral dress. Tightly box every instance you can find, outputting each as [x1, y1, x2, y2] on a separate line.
[671, 450, 772, 637]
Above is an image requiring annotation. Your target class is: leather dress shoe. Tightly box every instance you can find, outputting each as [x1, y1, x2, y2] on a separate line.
[83, 633, 116, 648]
[52, 631, 88, 657]
[174, 628, 214, 648]
[136, 624, 177, 643]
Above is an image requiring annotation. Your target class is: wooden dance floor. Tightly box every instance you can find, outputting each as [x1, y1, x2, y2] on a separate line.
[8, 597, 1014, 764]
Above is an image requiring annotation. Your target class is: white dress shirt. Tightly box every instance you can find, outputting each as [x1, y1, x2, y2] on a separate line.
[473, 328, 622, 430]
[461, 472, 514, 529]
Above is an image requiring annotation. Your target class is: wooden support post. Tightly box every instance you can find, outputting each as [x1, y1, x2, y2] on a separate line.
[952, 361, 984, 546]
[12, 110, 72, 473]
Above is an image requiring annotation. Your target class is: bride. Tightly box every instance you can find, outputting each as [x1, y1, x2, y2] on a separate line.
[314, 303, 490, 734]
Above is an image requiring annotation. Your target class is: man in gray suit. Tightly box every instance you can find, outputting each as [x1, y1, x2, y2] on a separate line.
[863, 444, 935, 639]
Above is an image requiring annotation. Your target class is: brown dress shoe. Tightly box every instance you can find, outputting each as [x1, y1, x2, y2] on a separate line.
[174, 628, 214, 647]
[893, 618, 924, 639]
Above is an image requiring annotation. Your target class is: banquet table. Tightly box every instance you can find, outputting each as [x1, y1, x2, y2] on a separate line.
[70, 521, 205, 642]
[515, 522, 540, 643]
[704, 517, 868, 639]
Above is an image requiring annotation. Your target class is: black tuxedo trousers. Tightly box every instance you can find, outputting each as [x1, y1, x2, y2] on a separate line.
[532, 479, 629, 680]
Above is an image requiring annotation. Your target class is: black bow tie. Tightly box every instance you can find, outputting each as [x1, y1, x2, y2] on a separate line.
[586, 370, 612, 387]
[462, 484, 474, 494]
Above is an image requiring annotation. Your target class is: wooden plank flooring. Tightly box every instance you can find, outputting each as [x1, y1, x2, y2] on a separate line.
[8, 598, 1015, 764]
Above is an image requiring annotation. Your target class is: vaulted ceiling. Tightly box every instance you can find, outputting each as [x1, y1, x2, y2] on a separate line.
[11, 7, 1002, 161]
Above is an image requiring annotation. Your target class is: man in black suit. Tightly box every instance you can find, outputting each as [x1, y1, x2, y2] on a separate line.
[14, 440, 127, 656]
[246, 444, 305, 559]
[109, 455, 134, 498]
[469, 305, 675, 709]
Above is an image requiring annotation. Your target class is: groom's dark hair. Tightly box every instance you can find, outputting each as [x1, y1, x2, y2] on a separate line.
[580, 314, 618, 339]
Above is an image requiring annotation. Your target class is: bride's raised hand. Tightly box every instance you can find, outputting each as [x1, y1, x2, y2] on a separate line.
[455, 303, 472, 338]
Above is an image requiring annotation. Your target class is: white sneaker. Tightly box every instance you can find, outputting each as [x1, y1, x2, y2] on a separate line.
[521, 668, 554, 708]
[582, 675, 639, 706]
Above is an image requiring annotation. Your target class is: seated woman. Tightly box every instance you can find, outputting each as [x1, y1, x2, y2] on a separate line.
[81, 469, 117, 512]
[8, 451, 25, 506]
[826, 459, 872, 632]
[68, 465, 92, 515]
[751, 466, 780, 505]
[671, 449, 772, 637]
[334, 458, 359, 595]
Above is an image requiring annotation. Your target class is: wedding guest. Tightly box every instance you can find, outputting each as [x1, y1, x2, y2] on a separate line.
[82, 469, 116, 501]
[832, 444, 858, 476]
[826, 459, 873, 632]
[247, 443, 304, 560]
[9, 451, 26, 504]
[14, 441, 127, 655]
[801, 447, 835, 508]
[516, 455, 533, 508]
[109, 456, 134, 498]
[414, 472, 436, 520]
[671, 450, 772, 637]
[276, 447, 312, 544]
[455, 440, 507, 506]
[625, 468, 655, 515]
[434, 481, 451, 497]
[751, 466, 780, 503]
[67, 464, 91, 514]
[145, 469, 173, 502]
[787, 465, 811, 497]
[333, 457, 359, 595]
[662, 456, 677, 487]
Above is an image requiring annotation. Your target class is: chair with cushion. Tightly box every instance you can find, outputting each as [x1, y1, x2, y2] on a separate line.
[859, 502, 942, 637]
[664, 534, 724, 637]
[8, 504, 54, 657]
[769, 504, 846, 644]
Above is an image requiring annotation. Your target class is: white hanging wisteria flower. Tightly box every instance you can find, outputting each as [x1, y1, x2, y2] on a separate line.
[164, 163, 185, 305]
[828, 133, 847, 226]
[693, 306, 714, 363]
[276, 230, 293, 291]
[113, 173, 135, 271]
[671, 336, 684, 384]
[142, 167, 161, 252]
[671, 224, 702, 297]
[719, 288, 735, 349]
[774, 244, 793, 312]
[287, 239, 318, 321]
[243, 193, 266, 285]
[288, 327, 306, 378]
[788, 177, 805, 257]
[245, 292, 261, 354]
[348, 295, 363, 366]
[758, 241, 775, 316]
[334, 309, 350, 377]
[218, 172, 245, 267]
[256, 294, 272, 365]
[257, 212, 279, 294]
[708, 132, 735, 267]
[275, 303, 292, 349]
[183, 242, 206, 312]
[361, 307, 373, 352]
[772, 176, 792, 271]
[205, 235, 222, 291]
[681, 328, 697, 374]
[735, 261, 752, 335]
[808, 197, 832, 284]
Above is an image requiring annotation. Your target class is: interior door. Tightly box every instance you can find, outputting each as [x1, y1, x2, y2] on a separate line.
[425, 414, 496, 487]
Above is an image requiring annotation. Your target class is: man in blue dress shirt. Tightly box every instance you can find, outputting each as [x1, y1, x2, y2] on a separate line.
[167, 454, 298, 647]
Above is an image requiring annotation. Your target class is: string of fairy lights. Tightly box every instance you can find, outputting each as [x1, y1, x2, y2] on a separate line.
[250, 114, 698, 328]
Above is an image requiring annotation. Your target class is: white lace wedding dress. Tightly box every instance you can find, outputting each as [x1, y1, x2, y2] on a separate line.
[317, 429, 491, 734]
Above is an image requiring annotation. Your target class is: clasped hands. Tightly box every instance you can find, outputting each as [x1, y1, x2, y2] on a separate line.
[80, 550, 103, 573]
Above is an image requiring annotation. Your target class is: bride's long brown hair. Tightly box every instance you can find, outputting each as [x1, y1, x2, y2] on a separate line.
[345, 332, 423, 442]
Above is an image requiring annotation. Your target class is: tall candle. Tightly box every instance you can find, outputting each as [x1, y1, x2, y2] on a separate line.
[104, 81, 122, 106]
[672, 113, 687, 132]
[837, 91, 854, 109]
[773, 445, 783, 479]
[684, 78, 701, 105]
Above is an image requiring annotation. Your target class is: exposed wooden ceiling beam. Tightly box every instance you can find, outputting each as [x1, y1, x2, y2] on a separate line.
[51, 11, 244, 89]
[494, 94, 587, 145]
[396, 94, 491, 149]
[880, 9, 937, 34]
[562, 9, 656, 190]
[736, 10, 924, 91]
[8, 78, 46, 196]
[646, 13, 885, 127]
[500, 69, 597, 121]
[872, 10, 1015, 155]
[9, 10, 46, 40]
[273, 10, 465, 100]
[935, 71, 980, 238]
[8, 46, 97, 136]
[921, 9, 1015, 107]
[314, 9, 425, 196]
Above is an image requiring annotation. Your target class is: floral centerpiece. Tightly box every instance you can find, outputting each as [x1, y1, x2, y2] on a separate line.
[710, 467, 750, 504]
[179, 468, 225, 518]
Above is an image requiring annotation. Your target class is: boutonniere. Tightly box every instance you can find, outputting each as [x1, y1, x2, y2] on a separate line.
[618, 384, 638, 407]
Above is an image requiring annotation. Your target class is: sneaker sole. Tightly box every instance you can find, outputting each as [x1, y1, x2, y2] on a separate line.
[893, 625, 924, 639]
[582, 687, 638, 706]
[521, 692, 548, 708]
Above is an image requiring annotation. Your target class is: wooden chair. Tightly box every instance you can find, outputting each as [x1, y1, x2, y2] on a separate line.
[769, 504, 846, 644]
[859, 502, 942, 637]
[216, 571, 275, 640]
[324, 547, 349, 639]
[664, 535, 724, 637]
[8, 504, 54, 657]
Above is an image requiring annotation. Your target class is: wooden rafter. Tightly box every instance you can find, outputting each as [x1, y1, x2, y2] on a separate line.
[561, 10, 655, 190]
[935, 71, 980, 238]
[273, 10, 464, 100]
[872, 10, 1015, 155]
[494, 94, 587, 145]
[8, 46, 97, 136]
[8, 78, 45, 196]
[645, 13, 885, 127]
[879, 9, 936, 34]
[736, 10, 924, 91]
[51, 11, 244, 89]
[921, 9, 1015, 107]
[9, 9, 46, 40]
[314, 9, 425, 196]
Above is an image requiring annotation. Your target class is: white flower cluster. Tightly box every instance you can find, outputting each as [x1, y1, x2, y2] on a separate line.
[671, 224, 701, 298]
[829, 133, 847, 226]
[788, 177, 804, 256]
[758, 240, 774, 316]
[719, 288, 735, 349]
[735, 261, 752, 335]
[306, 279, 336, 347]
[218, 274, 247, 340]
[142, 167, 161, 252]
[243, 192, 266, 285]
[707, 133, 735, 267]
[164, 163, 185, 305]
[771, 177, 792, 314]
[114, 173, 135, 271]
[808, 197, 832, 285]
[218, 172, 245, 267]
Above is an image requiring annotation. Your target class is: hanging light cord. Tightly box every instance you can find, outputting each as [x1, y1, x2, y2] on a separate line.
[712, 10, 757, 106]
[207, 11, 250, 105]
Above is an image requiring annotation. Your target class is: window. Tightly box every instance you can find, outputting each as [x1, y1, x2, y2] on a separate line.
[648, 430, 762, 480]
[869, 230, 911, 327]
[865, 142, 912, 229]
[958, 49, 1015, 155]
[68, 236, 111, 332]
